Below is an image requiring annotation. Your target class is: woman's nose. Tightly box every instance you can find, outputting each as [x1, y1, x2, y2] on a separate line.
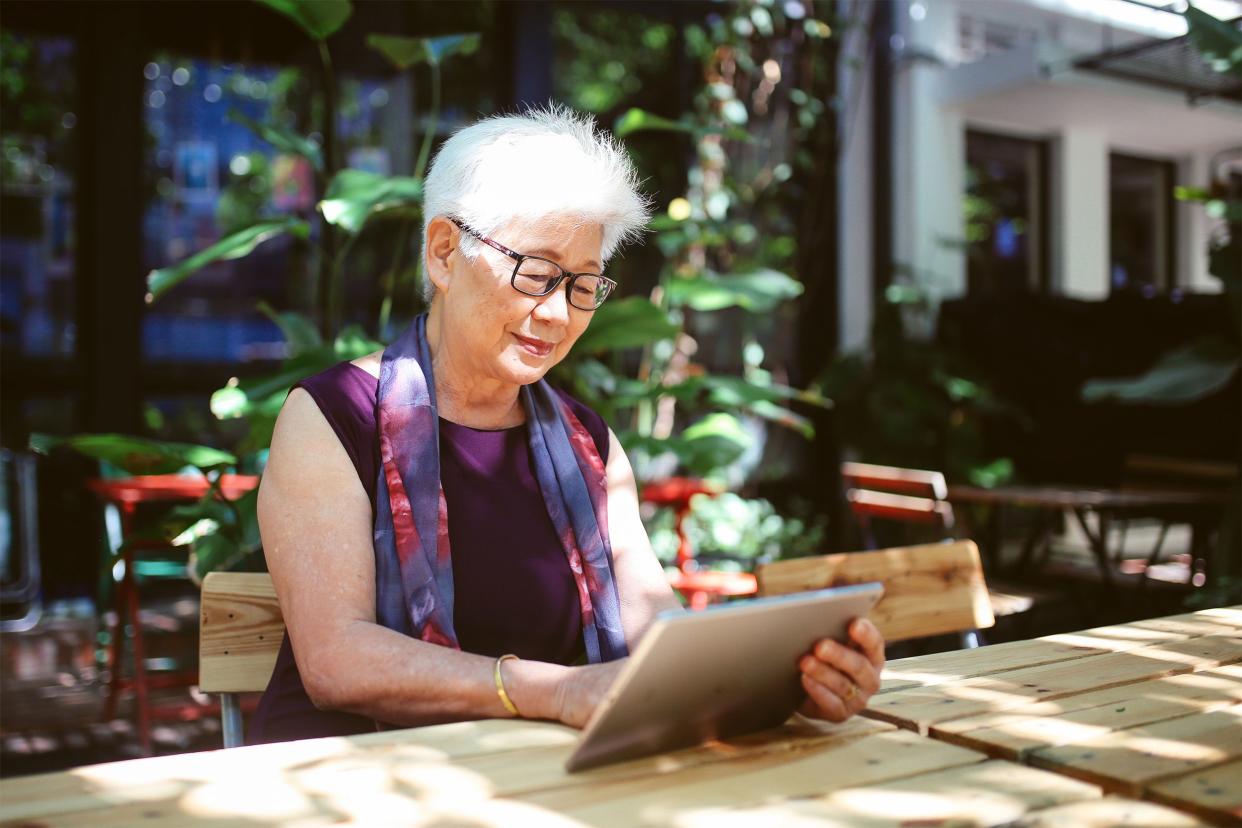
[532, 282, 571, 324]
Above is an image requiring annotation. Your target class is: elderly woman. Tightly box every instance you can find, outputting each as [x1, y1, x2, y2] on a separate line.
[250, 107, 885, 743]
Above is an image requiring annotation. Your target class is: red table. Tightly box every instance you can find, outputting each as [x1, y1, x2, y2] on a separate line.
[87, 473, 259, 753]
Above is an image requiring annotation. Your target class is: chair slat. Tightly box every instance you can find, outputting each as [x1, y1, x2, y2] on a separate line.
[841, 462, 948, 500]
[199, 571, 283, 694]
[755, 541, 995, 642]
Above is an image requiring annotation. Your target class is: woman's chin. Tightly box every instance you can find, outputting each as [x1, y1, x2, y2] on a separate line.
[499, 351, 555, 386]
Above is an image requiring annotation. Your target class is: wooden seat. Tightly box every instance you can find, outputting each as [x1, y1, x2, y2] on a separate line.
[754, 540, 995, 642]
[199, 571, 283, 747]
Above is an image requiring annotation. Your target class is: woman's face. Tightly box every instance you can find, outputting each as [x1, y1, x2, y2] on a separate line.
[438, 214, 603, 389]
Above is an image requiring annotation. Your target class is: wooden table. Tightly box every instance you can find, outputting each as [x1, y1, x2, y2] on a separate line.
[873, 604, 1242, 824]
[3, 608, 1238, 827]
[947, 484, 1229, 588]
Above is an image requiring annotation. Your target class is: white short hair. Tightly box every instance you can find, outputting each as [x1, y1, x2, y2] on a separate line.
[420, 104, 651, 301]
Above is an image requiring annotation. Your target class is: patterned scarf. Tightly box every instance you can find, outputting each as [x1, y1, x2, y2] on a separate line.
[372, 313, 628, 664]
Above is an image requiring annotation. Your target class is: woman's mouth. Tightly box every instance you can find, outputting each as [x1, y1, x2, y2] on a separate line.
[513, 334, 554, 358]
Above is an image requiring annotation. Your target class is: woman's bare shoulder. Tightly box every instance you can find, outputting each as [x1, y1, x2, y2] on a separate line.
[351, 350, 383, 379]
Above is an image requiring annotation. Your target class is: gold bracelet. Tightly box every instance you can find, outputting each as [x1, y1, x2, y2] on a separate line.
[494, 654, 521, 716]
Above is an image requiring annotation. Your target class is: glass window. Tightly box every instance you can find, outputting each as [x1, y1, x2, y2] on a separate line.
[964, 130, 1048, 294]
[0, 33, 76, 362]
[140, 54, 408, 365]
[1109, 153, 1175, 294]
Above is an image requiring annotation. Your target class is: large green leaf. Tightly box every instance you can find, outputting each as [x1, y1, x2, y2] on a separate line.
[679, 413, 754, 476]
[255, 303, 323, 357]
[1184, 4, 1242, 73]
[255, 0, 351, 41]
[572, 296, 679, 354]
[147, 219, 309, 302]
[614, 108, 697, 138]
[29, 434, 236, 475]
[319, 169, 423, 235]
[613, 108, 752, 142]
[192, 488, 261, 580]
[1082, 337, 1240, 405]
[666, 269, 803, 313]
[228, 110, 323, 171]
[367, 33, 480, 69]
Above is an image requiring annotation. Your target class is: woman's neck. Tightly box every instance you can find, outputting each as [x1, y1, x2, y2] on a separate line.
[425, 308, 525, 429]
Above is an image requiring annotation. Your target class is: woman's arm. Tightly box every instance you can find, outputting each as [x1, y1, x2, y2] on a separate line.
[259, 388, 570, 726]
[601, 428, 684, 647]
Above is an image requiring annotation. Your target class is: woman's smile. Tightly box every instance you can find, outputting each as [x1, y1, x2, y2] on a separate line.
[513, 333, 556, 358]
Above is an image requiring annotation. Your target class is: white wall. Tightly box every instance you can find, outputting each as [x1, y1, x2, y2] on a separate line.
[1052, 127, 1110, 298]
[894, 0, 967, 311]
[838, 14, 874, 354]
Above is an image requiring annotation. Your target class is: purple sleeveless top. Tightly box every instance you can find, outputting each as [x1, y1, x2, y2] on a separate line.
[248, 361, 610, 743]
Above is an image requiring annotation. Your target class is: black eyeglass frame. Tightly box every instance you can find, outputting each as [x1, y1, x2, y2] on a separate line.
[449, 218, 617, 311]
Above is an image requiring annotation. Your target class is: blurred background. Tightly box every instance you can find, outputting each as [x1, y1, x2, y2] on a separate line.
[2, 0, 1239, 773]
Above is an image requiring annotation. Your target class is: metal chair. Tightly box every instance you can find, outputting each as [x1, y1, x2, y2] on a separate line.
[1, 450, 43, 633]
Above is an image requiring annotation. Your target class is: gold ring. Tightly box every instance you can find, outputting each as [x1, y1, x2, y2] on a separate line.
[843, 683, 858, 702]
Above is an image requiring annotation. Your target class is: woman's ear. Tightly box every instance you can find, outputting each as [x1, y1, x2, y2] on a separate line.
[424, 216, 458, 294]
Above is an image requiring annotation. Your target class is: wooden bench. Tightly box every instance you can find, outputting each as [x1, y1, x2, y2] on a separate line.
[755, 540, 996, 643]
[199, 571, 283, 747]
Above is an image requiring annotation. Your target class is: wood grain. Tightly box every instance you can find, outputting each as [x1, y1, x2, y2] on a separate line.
[932, 667, 1242, 759]
[701, 759, 1103, 828]
[1014, 796, 1209, 826]
[1147, 758, 1242, 826]
[198, 571, 283, 693]
[1028, 704, 1242, 796]
[755, 541, 995, 642]
[867, 634, 1242, 732]
[523, 728, 987, 827]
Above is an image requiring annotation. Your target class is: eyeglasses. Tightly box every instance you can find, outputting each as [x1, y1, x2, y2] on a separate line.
[450, 218, 617, 311]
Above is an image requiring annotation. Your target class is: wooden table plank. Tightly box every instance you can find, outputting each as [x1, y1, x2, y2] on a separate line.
[1028, 704, 1242, 797]
[0, 718, 892, 827]
[878, 607, 1241, 695]
[880, 637, 1110, 694]
[520, 728, 986, 827]
[1147, 758, 1242, 826]
[1011, 796, 1211, 826]
[867, 634, 1242, 732]
[665, 759, 1103, 828]
[931, 667, 1242, 759]
[0, 718, 579, 823]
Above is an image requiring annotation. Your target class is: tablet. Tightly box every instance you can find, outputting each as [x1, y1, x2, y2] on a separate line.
[565, 581, 884, 772]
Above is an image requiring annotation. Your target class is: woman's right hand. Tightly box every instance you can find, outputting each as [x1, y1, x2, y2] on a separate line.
[553, 659, 628, 728]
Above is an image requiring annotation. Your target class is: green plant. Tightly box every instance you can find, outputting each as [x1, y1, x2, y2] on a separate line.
[31, 0, 475, 579]
[552, 0, 839, 488]
[33, 0, 846, 577]
[646, 492, 826, 570]
[820, 278, 1025, 488]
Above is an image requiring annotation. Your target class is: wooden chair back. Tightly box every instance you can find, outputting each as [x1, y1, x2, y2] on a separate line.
[199, 571, 283, 746]
[840, 462, 955, 547]
[755, 540, 994, 642]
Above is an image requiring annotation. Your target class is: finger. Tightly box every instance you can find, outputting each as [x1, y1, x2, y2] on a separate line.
[848, 618, 886, 669]
[801, 672, 850, 722]
[800, 655, 858, 702]
[802, 662, 867, 716]
[813, 638, 881, 695]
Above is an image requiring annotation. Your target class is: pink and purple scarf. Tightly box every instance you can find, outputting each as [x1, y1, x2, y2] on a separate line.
[372, 314, 628, 664]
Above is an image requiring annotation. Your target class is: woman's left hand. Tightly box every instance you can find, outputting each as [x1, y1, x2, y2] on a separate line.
[797, 617, 886, 723]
